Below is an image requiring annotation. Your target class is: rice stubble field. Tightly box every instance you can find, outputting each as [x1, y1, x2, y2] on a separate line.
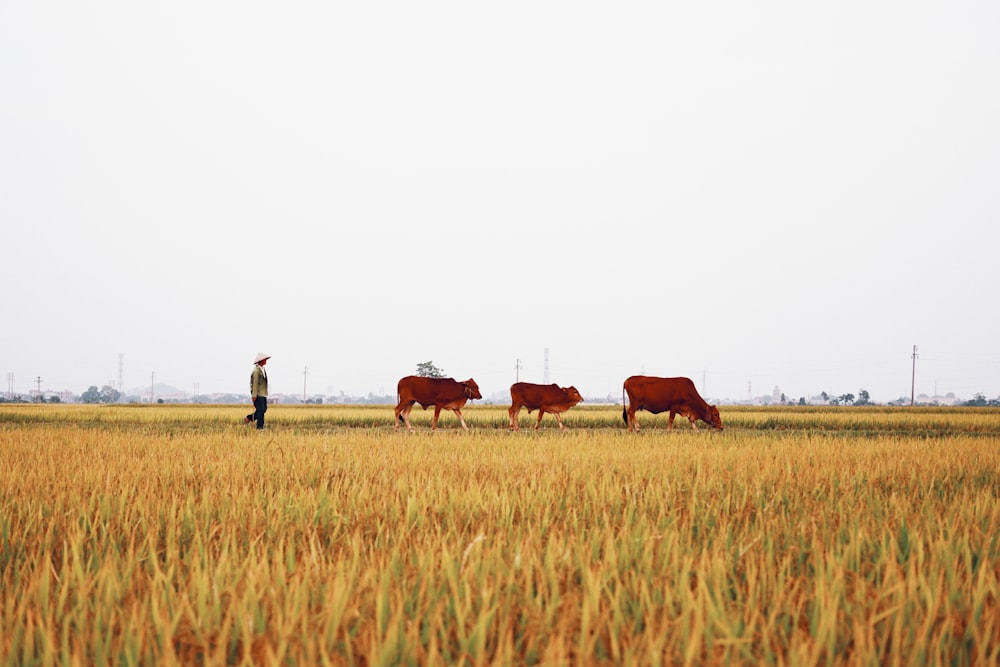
[1, 404, 998, 665]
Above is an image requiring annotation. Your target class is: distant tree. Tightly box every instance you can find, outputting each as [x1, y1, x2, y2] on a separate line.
[853, 389, 872, 406]
[416, 361, 445, 378]
[82, 385, 120, 403]
[839, 393, 855, 406]
[48, 395, 61, 404]
[820, 391, 829, 402]
[962, 393, 992, 407]
[798, 397, 806, 406]
[99, 385, 121, 403]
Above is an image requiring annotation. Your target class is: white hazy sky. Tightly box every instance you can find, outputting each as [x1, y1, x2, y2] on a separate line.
[2, 1, 998, 403]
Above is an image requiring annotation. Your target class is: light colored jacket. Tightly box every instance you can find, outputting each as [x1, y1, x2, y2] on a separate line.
[250, 364, 268, 398]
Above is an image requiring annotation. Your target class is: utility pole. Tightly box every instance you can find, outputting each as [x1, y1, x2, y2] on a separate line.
[303, 366, 308, 401]
[118, 353, 124, 402]
[910, 345, 918, 407]
[515, 358, 522, 383]
[543, 348, 550, 384]
[36, 376, 42, 401]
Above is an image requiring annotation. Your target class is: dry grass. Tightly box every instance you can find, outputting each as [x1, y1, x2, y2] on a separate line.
[1, 404, 998, 665]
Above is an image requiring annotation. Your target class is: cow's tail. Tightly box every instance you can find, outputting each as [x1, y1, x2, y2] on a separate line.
[622, 386, 628, 426]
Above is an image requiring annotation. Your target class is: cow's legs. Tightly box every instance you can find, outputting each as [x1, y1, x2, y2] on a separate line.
[453, 408, 470, 430]
[395, 401, 415, 430]
[667, 411, 676, 430]
[431, 405, 443, 430]
[508, 404, 521, 431]
[553, 412, 567, 431]
[628, 407, 640, 432]
[673, 408, 699, 430]
[534, 409, 546, 431]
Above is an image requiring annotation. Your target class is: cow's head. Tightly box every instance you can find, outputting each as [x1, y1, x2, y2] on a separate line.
[705, 404, 724, 430]
[463, 379, 482, 400]
[564, 386, 584, 404]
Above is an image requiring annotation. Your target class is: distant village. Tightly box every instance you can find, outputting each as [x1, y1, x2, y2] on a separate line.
[3, 383, 995, 407]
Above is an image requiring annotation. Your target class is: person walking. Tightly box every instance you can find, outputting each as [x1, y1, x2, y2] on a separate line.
[245, 353, 270, 429]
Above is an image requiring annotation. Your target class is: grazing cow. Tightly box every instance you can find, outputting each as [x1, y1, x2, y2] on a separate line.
[622, 376, 723, 432]
[394, 376, 482, 431]
[508, 382, 584, 431]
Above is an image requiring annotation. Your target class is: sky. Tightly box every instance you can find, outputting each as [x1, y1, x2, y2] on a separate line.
[2, 1, 998, 404]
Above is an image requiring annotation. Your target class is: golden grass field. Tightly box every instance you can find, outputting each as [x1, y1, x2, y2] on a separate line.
[2, 403, 998, 665]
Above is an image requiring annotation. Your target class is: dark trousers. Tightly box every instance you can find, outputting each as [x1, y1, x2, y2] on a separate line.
[247, 396, 267, 429]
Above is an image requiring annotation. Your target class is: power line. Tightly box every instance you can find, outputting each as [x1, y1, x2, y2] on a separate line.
[910, 345, 919, 407]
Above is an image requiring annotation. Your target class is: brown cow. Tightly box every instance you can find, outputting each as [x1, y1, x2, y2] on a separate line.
[622, 376, 723, 432]
[394, 376, 482, 431]
[508, 382, 584, 431]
